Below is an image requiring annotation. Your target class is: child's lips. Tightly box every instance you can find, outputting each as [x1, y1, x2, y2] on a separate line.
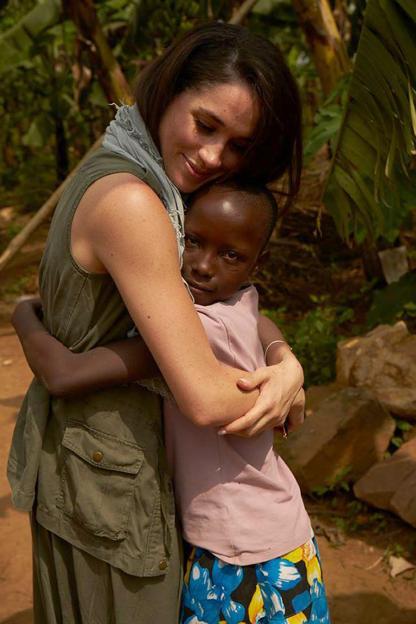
[187, 280, 214, 294]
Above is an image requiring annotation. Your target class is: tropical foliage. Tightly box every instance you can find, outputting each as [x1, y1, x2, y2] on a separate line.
[324, 0, 416, 244]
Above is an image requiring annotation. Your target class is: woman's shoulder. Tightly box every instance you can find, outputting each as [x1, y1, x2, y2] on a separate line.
[80, 172, 165, 227]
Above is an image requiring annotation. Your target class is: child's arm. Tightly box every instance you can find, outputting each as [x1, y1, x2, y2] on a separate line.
[223, 312, 305, 436]
[12, 298, 158, 398]
[257, 314, 294, 365]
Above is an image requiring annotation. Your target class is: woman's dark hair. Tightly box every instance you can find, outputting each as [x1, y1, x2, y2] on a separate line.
[135, 22, 302, 208]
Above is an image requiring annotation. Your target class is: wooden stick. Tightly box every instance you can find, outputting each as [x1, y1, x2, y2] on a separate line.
[0, 136, 102, 273]
[229, 0, 259, 24]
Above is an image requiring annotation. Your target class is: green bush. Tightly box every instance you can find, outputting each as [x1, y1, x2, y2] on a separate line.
[367, 272, 416, 328]
[263, 296, 353, 387]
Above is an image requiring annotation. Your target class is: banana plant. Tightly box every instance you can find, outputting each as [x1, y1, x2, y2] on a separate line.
[0, 0, 62, 74]
[323, 0, 416, 244]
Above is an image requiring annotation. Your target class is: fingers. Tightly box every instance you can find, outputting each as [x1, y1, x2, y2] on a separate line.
[236, 368, 266, 392]
[220, 400, 286, 436]
[221, 387, 305, 438]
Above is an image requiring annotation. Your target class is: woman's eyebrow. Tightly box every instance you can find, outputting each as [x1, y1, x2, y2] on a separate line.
[195, 107, 225, 126]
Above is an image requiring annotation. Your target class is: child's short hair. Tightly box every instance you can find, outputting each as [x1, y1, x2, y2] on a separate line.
[188, 181, 278, 251]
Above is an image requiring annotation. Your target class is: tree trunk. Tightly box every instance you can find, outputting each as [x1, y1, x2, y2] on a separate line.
[292, 0, 351, 96]
[55, 115, 69, 181]
[65, 0, 133, 104]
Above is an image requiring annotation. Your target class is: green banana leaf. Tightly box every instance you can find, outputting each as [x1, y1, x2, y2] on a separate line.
[0, 0, 62, 74]
[323, 0, 416, 244]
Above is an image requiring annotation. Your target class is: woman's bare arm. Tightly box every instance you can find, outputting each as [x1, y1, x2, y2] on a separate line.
[220, 313, 305, 436]
[12, 305, 304, 431]
[12, 299, 158, 398]
[70, 173, 258, 428]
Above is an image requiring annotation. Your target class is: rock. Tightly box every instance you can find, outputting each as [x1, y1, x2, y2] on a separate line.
[336, 321, 416, 420]
[354, 437, 416, 528]
[389, 555, 415, 578]
[304, 382, 342, 416]
[278, 387, 395, 494]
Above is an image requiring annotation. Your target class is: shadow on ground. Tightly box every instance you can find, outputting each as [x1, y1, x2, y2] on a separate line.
[0, 610, 32, 624]
[330, 592, 416, 623]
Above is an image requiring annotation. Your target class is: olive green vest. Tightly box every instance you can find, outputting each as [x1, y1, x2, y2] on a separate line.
[8, 147, 176, 577]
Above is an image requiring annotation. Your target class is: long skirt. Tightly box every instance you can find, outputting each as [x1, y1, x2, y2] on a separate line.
[181, 536, 331, 624]
[31, 514, 182, 624]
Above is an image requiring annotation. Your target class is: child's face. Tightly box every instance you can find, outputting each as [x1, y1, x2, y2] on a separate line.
[182, 187, 269, 305]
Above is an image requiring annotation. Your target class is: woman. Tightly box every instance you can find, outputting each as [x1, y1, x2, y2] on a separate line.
[8, 22, 304, 624]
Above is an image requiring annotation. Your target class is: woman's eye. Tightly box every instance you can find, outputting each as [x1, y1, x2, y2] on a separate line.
[195, 119, 214, 134]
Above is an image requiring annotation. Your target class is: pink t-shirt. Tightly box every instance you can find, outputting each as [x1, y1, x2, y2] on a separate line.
[164, 285, 312, 565]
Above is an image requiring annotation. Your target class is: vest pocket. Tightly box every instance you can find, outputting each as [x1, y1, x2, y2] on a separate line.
[61, 422, 144, 540]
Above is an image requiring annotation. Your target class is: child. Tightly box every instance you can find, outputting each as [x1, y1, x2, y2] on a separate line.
[13, 183, 330, 624]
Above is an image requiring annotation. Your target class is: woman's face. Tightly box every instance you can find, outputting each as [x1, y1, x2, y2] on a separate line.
[158, 82, 259, 193]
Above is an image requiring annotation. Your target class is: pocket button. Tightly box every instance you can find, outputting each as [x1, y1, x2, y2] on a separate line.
[159, 559, 168, 570]
[92, 450, 104, 463]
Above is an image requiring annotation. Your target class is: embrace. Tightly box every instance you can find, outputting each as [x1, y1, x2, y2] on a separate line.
[9, 21, 330, 624]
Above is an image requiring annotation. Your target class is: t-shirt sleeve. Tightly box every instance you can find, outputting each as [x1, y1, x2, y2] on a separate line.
[196, 308, 236, 368]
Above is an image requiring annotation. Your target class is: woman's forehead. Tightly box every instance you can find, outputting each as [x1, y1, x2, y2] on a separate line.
[184, 82, 259, 137]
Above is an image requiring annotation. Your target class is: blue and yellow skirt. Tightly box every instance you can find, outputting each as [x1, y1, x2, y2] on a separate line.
[181, 537, 330, 624]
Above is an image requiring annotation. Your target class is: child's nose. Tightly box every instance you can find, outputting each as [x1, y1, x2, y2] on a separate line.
[194, 254, 215, 277]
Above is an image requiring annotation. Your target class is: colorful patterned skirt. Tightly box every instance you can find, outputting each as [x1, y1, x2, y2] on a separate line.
[181, 536, 330, 624]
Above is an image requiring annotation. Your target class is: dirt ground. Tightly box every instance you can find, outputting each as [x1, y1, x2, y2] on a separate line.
[1, 325, 416, 624]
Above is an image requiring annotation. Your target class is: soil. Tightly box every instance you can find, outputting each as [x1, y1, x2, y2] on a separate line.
[1, 326, 416, 624]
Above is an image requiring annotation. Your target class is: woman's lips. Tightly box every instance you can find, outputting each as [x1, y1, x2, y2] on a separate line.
[183, 155, 213, 181]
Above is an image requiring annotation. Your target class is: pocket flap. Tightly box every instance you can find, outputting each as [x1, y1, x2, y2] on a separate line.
[62, 423, 143, 475]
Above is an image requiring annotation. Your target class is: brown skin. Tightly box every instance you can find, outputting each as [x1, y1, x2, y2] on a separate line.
[183, 186, 269, 305]
[12, 187, 304, 434]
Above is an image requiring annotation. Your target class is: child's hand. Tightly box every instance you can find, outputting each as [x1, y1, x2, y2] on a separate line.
[219, 354, 304, 437]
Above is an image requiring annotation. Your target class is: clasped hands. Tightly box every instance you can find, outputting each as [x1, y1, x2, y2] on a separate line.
[219, 356, 305, 438]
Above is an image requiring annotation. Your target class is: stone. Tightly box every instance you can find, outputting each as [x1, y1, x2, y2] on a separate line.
[354, 437, 416, 528]
[378, 246, 409, 284]
[278, 386, 395, 494]
[304, 382, 342, 416]
[336, 321, 416, 420]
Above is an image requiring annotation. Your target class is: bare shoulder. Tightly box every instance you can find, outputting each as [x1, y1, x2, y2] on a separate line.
[72, 172, 174, 273]
[80, 173, 164, 226]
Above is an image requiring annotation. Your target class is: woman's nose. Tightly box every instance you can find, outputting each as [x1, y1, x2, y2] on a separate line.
[199, 142, 223, 170]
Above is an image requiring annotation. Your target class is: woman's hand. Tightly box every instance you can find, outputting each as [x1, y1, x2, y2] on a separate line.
[219, 348, 305, 437]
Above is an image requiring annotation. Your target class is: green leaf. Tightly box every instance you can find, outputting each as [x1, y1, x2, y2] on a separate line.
[367, 272, 416, 327]
[324, 0, 416, 244]
[0, 0, 62, 75]
[22, 114, 54, 148]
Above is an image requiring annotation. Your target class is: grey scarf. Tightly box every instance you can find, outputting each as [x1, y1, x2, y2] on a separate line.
[102, 103, 185, 261]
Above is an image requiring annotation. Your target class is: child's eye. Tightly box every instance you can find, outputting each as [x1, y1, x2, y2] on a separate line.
[185, 234, 199, 248]
[222, 250, 240, 262]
